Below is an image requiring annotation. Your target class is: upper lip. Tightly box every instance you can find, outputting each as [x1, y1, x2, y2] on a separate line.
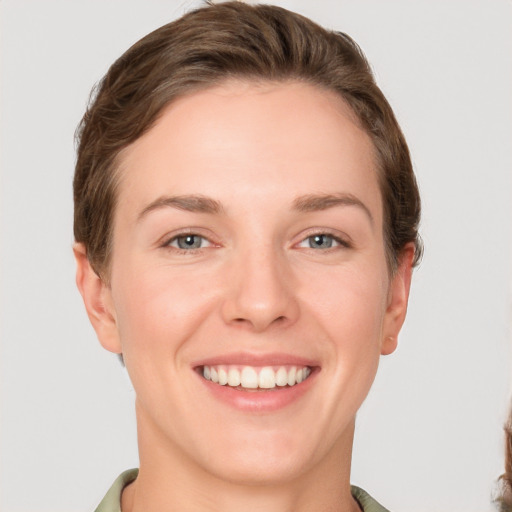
[192, 352, 320, 368]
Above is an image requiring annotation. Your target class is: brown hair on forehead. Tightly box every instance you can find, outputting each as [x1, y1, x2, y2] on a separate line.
[73, 1, 422, 280]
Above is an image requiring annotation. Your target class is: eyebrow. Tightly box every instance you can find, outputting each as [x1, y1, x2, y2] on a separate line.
[138, 195, 224, 221]
[137, 192, 373, 224]
[292, 193, 374, 224]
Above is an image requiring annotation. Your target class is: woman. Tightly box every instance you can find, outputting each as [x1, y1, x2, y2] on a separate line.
[497, 412, 512, 511]
[73, 2, 421, 511]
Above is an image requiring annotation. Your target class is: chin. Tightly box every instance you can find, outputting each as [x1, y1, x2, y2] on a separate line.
[204, 450, 310, 486]
[190, 424, 335, 486]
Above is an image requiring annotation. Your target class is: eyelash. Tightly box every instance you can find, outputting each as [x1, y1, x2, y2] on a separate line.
[162, 233, 214, 254]
[296, 232, 351, 251]
[161, 230, 351, 255]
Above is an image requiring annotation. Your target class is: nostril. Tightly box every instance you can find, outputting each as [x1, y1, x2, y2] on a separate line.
[231, 314, 287, 330]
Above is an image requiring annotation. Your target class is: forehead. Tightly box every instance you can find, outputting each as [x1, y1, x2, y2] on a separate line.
[115, 80, 381, 219]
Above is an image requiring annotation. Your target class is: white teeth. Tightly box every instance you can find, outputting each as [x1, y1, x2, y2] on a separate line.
[218, 367, 228, 385]
[275, 367, 288, 387]
[258, 367, 276, 389]
[240, 366, 258, 388]
[201, 364, 312, 389]
[287, 367, 296, 386]
[227, 368, 241, 386]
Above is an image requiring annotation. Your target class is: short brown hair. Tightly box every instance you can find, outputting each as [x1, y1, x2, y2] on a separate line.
[74, 1, 422, 278]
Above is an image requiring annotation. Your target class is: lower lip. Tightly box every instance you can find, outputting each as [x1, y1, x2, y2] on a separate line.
[196, 369, 317, 413]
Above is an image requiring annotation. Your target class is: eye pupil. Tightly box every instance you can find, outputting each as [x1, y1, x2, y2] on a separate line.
[177, 235, 202, 249]
[309, 234, 333, 249]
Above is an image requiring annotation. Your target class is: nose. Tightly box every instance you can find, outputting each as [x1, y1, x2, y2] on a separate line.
[221, 245, 300, 332]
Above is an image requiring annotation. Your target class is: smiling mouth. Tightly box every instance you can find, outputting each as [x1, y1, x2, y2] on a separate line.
[199, 365, 312, 390]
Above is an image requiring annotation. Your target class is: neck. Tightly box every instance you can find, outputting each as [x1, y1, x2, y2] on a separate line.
[122, 404, 361, 512]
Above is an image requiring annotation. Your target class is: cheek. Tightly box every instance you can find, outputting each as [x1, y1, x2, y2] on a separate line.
[301, 263, 389, 398]
[304, 264, 389, 340]
[110, 264, 219, 358]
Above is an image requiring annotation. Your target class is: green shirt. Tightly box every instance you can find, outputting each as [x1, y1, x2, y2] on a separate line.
[94, 469, 390, 512]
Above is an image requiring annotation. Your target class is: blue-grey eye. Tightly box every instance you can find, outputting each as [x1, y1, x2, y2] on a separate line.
[172, 235, 206, 249]
[308, 234, 334, 249]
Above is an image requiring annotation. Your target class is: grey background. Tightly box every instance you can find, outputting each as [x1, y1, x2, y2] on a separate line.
[1, 1, 511, 511]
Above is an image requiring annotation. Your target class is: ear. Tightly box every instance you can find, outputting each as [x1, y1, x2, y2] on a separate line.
[381, 243, 415, 356]
[73, 243, 122, 354]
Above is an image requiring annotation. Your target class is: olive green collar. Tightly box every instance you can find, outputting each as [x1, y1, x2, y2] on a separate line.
[94, 469, 390, 512]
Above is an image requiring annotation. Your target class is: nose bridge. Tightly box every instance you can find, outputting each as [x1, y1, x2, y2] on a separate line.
[222, 239, 299, 331]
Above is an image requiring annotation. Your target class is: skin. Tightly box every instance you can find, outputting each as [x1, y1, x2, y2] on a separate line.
[75, 80, 414, 512]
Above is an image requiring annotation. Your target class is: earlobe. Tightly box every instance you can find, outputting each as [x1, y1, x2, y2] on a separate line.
[381, 335, 398, 356]
[73, 243, 122, 354]
[381, 243, 415, 356]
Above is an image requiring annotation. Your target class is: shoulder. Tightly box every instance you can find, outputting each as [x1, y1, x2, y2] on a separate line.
[351, 485, 391, 512]
[94, 469, 138, 512]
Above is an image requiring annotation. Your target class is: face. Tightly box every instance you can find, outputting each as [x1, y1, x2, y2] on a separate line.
[76, 80, 412, 485]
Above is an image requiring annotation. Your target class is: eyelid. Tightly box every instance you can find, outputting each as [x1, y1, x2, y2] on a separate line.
[168, 234, 213, 250]
[158, 227, 220, 250]
[293, 229, 353, 249]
